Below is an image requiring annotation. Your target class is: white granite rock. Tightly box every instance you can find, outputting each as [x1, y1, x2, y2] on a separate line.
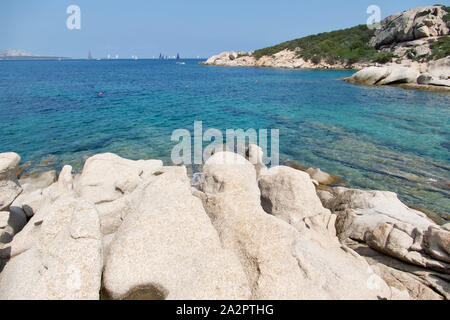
[0, 167, 103, 300]
[258, 166, 335, 235]
[0, 153, 22, 211]
[198, 152, 392, 300]
[323, 187, 450, 272]
[75, 153, 163, 234]
[370, 6, 449, 48]
[103, 166, 250, 300]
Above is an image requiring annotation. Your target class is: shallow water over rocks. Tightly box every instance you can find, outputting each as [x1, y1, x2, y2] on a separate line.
[0, 59, 448, 221]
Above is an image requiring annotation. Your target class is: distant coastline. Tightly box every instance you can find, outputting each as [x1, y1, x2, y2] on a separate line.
[0, 48, 71, 61]
[0, 56, 72, 61]
[0, 57, 208, 61]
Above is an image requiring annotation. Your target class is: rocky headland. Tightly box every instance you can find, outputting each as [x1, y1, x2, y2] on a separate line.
[0, 148, 448, 300]
[202, 5, 450, 91]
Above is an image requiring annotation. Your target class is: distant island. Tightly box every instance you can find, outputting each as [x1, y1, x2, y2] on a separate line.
[0, 49, 71, 61]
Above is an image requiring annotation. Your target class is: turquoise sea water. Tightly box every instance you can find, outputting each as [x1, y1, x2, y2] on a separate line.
[0, 59, 449, 221]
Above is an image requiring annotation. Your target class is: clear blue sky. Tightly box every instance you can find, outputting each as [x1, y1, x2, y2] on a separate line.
[1, 0, 448, 58]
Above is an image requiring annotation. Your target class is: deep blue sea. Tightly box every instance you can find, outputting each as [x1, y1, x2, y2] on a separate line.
[0, 59, 449, 222]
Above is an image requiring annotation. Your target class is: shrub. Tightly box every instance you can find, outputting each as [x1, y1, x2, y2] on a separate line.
[428, 35, 450, 60]
[311, 55, 321, 64]
[252, 25, 377, 65]
[371, 52, 394, 64]
[441, 5, 450, 22]
[250, 9, 449, 65]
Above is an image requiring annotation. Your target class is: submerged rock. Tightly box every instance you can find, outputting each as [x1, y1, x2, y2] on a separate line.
[19, 170, 57, 192]
[305, 167, 340, 185]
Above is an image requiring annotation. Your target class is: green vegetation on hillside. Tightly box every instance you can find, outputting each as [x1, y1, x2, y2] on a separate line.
[430, 6, 450, 61]
[428, 36, 450, 60]
[252, 25, 395, 65]
[441, 5, 450, 22]
[248, 5, 450, 65]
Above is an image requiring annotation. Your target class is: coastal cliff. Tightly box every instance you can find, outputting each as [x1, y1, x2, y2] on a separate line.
[0, 149, 449, 300]
[202, 5, 450, 90]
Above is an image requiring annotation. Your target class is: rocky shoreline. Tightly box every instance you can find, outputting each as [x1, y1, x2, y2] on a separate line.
[200, 49, 370, 70]
[343, 57, 450, 92]
[201, 51, 450, 92]
[0, 148, 448, 300]
[201, 5, 450, 92]
[201, 52, 450, 92]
